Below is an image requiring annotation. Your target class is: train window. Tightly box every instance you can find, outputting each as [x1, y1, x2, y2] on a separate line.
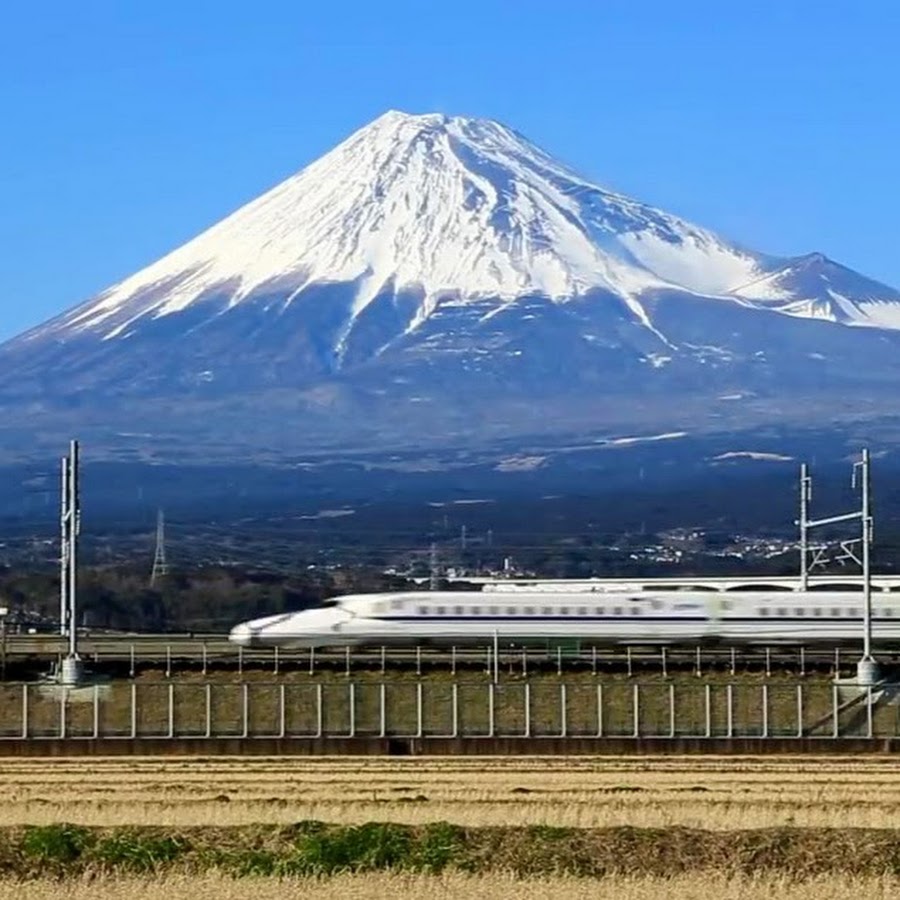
[437, 606, 446, 615]
[418, 606, 429, 615]
[560, 606, 570, 615]
[578, 606, 587, 616]
[542, 606, 553, 615]
[830, 609, 840, 617]
[489, 606, 499, 615]
[472, 606, 481, 615]
[721, 600, 732, 611]
[777, 608, 787, 617]
[759, 608, 769, 616]
[613, 607, 623, 616]
[813, 608, 822, 617]
[851, 608, 860, 618]
[795, 608, 805, 617]
[506, 606, 517, 615]
[391, 599, 403, 610]
[632, 607, 642, 616]
[375, 602, 386, 614]
[524, 606, 535, 615]
[595, 607, 605, 616]
[454, 606, 463, 616]
[886, 609, 894, 617]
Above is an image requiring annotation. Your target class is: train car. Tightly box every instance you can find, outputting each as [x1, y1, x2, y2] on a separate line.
[228, 587, 900, 649]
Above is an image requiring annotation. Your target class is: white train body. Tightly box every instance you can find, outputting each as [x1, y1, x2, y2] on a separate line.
[229, 585, 900, 649]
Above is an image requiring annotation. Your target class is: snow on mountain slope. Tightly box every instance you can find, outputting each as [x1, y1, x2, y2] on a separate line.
[28, 110, 773, 351]
[731, 252, 900, 328]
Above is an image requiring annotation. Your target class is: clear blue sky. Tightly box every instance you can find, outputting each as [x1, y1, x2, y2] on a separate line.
[2, 1, 898, 341]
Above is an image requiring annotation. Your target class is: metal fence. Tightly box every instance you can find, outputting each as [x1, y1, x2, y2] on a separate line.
[1, 680, 898, 741]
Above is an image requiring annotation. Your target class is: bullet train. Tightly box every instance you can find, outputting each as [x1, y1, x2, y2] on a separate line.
[228, 584, 900, 649]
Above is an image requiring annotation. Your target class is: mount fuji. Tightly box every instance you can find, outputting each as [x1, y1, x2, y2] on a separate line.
[3, 109, 900, 462]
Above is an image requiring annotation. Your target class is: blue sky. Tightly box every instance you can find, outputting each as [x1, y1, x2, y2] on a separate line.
[1, 1, 898, 341]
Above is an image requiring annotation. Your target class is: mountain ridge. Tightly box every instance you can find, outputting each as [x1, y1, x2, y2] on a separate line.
[2, 109, 899, 460]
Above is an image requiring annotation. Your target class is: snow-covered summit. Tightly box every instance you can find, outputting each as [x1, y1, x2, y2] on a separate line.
[35, 109, 774, 345]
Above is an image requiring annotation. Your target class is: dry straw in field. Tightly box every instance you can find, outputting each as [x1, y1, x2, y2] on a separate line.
[1, 872, 900, 900]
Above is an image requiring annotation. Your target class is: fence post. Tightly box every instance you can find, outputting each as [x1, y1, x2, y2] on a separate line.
[695, 646, 702, 678]
[201, 643, 207, 676]
[632, 683, 640, 738]
[278, 684, 285, 739]
[487, 682, 495, 738]
[626, 646, 633, 678]
[560, 683, 567, 738]
[241, 683, 248, 739]
[348, 682, 356, 738]
[345, 646, 351, 678]
[451, 646, 457, 676]
[730, 647, 736, 676]
[416, 682, 423, 738]
[556, 645, 562, 676]
[59, 687, 67, 739]
[238, 645, 243, 677]
[205, 684, 212, 738]
[415, 645, 421, 677]
[668, 683, 675, 738]
[833, 683, 840, 738]
[524, 683, 531, 738]
[130, 683, 137, 738]
[796, 684, 804, 738]
[799, 647, 806, 678]
[591, 646, 597, 676]
[129, 644, 135, 679]
[166, 645, 172, 679]
[93, 684, 100, 739]
[315, 684, 323, 738]
[309, 647, 315, 676]
[596, 684, 604, 737]
[21, 684, 28, 739]
[168, 683, 175, 738]
[451, 683, 459, 738]
[273, 646, 279, 676]
[765, 647, 771, 678]
[761, 684, 769, 738]
[661, 647, 668, 679]
[726, 684, 733, 738]
[522, 648, 528, 678]
[867, 686, 874, 739]
[705, 684, 712, 738]
[379, 684, 386, 738]
[380, 646, 386, 675]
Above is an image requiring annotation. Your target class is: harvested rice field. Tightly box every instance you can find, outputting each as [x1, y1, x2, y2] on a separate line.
[3, 872, 900, 900]
[1, 756, 899, 829]
[4, 756, 900, 897]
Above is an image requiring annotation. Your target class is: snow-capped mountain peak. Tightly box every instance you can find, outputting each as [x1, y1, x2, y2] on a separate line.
[34, 109, 776, 348]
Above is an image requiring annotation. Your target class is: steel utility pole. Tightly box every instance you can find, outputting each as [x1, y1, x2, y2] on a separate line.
[59, 439, 83, 685]
[799, 449, 876, 685]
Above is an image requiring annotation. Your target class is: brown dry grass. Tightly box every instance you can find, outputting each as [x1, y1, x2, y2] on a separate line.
[0, 871, 899, 900]
[2, 756, 900, 828]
